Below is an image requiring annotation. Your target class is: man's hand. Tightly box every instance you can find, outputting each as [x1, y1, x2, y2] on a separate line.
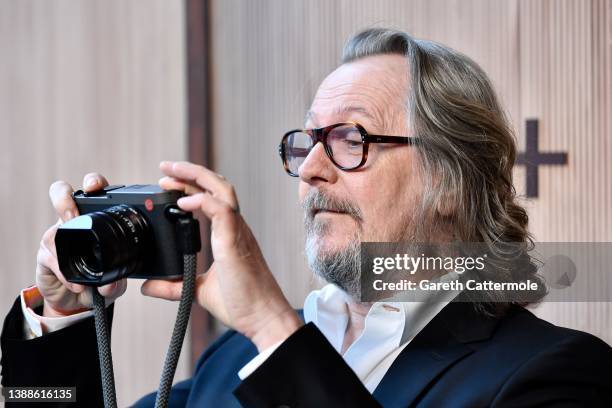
[141, 161, 302, 351]
[36, 173, 128, 317]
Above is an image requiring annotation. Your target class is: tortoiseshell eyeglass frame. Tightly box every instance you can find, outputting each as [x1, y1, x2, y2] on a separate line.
[278, 121, 418, 177]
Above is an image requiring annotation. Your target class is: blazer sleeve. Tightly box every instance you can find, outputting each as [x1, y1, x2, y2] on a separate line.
[1, 296, 114, 408]
[132, 327, 251, 407]
[233, 322, 381, 408]
[491, 331, 612, 407]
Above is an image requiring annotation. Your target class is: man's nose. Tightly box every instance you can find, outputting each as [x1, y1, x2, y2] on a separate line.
[298, 142, 338, 184]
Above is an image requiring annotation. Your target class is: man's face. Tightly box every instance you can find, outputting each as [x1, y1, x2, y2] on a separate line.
[300, 54, 424, 288]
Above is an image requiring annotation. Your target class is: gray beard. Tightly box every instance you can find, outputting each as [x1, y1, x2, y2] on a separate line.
[302, 189, 364, 299]
[304, 218, 420, 301]
[302, 188, 418, 300]
[306, 233, 361, 300]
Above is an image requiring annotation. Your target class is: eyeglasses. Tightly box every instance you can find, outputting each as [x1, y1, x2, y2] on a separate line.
[278, 122, 417, 177]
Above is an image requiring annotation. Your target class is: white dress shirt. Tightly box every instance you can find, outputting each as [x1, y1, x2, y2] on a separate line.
[239, 280, 460, 392]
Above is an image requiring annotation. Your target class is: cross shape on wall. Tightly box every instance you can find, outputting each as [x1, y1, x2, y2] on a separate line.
[515, 119, 568, 198]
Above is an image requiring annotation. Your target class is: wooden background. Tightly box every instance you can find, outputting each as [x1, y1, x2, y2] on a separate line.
[1, 0, 610, 405]
[0, 1, 190, 405]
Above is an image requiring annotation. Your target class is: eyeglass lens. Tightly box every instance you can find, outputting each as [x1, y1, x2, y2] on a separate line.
[283, 124, 364, 175]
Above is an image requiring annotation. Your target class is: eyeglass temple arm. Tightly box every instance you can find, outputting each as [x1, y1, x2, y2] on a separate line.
[284, 146, 311, 157]
[364, 135, 418, 144]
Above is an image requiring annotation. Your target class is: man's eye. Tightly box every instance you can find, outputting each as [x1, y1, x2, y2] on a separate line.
[344, 139, 361, 148]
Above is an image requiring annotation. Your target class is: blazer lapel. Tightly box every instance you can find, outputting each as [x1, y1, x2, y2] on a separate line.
[372, 302, 500, 407]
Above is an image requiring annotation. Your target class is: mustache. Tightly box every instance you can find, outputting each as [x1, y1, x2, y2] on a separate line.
[302, 189, 363, 222]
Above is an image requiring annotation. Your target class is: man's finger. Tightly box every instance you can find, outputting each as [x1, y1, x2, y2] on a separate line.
[38, 242, 86, 294]
[159, 176, 205, 196]
[49, 181, 78, 222]
[42, 220, 61, 258]
[82, 173, 110, 193]
[160, 161, 238, 209]
[98, 279, 127, 298]
[141, 279, 183, 301]
[177, 192, 238, 220]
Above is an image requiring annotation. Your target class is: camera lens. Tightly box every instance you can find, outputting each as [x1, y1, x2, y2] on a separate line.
[56, 204, 152, 285]
[77, 243, 103, 277]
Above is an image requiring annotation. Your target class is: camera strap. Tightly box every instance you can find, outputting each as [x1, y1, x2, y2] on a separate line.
[92, 289, 117, 407]
[92, 214, 201, 408]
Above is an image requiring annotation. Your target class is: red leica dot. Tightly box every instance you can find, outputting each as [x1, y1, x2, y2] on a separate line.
[145, 199, 154, 211]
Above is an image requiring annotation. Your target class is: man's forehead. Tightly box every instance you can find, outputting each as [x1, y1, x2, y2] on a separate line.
[305, 55, 408, 130]
[304, 105, 383, 129]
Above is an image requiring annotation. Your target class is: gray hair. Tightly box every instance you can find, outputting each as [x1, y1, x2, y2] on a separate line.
[341, 28, 546, 313]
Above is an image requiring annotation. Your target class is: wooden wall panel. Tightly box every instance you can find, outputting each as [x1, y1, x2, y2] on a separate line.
[518, 0, 612, 344]
[210, 0, 612, 345]
[0, 0, 189, 405]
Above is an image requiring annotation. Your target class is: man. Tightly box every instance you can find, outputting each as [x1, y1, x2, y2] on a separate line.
[2, 28, 611, 407]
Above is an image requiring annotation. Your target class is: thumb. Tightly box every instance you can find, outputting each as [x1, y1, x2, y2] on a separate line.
[141, 279, 183, 301]
[97, 279, 128, 299]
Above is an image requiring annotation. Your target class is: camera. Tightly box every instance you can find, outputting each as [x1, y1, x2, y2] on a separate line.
[55, 184, 199, 286]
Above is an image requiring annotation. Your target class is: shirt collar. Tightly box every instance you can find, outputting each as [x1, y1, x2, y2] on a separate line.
[303, 272, 462, 352]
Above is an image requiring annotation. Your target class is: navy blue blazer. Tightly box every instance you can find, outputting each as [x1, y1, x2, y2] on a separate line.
[2, 297, 612, 407]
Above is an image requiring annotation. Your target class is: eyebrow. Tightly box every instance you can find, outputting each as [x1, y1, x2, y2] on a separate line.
[304, 105, 384, 130]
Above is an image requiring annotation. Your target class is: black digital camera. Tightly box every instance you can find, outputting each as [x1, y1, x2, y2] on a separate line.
[55, 184, 199, 286]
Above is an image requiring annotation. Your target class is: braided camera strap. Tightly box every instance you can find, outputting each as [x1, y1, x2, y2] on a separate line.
[93, 288, 118, 408]
[92, 253, 197, 408]
[154, 254, 197, 408]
